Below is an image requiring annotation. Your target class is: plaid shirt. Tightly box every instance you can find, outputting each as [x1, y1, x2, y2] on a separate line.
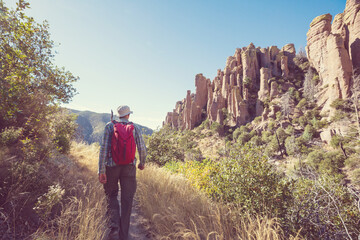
[98, 118, 147, 174]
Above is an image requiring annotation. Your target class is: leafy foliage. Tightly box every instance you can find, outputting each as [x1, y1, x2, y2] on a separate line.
[213, 144, 293, 217]
[0, 1, 78, 144]
[145, 126, 184, 166]
[306, 149, 345, 174]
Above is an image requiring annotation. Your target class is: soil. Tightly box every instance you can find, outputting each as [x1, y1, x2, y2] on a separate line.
[128, 201, 155, 240]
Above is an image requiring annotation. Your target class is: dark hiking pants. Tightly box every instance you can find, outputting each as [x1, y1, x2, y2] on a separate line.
[104, 164, 137, 240]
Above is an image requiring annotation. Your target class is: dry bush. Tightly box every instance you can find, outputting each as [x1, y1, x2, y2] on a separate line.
[31, 141, 107, 240]
[136, 164, 302, 240]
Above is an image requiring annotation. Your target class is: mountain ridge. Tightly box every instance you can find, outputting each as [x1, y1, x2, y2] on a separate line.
[69, 109, 153, 144]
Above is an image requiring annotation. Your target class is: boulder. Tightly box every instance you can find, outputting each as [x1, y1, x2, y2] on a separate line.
[320, 128, 336, 144]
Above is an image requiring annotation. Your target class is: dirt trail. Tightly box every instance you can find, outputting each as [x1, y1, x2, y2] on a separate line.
[128, 201, 154, 240]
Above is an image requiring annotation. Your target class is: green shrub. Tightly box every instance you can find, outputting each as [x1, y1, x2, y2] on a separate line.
[295, 136, 310, 154]
[268, 121, 276, 131]
[298, 116, 307, 128]
[351, 168, 360, 184]
[237, 132, 251, 145]
[249, 130, 257, 138]
[264, 135, 280, 157]
[250, 135, 263, 146]
[213, 144, 293, 218]
[146, 127, 184, 166]
[311, 117, 327, 130]
[177, 158, 220, 196]
[244, 77, 252, 88]
[198, 119, 210, 130]
[331, 111, 349, 122]
[239, 125, 250, 133]
[285, 125, 294, 135]
[330, 134, 348, 150]
[185, 148, 203, 161]
[303, 124, 316, 141]
[261, 131, 272, 142]
[305, 108, 321, 120]
[254, 116, 262, 123]
[52, 110, 77, 154]
[296, 98, 307, 110]
[345, 154, 360, 170]
[285, 136, 298, 156]
[232, 128, 241, 140]
[20, 137, 51, 163]
[312, 74, 320, 85]
[0, 127, 23, 146]
[210, 122, 222, 134]
[319, 151, 345, 174]
[307, 149, 345, 174]
[163, 160, 182, 173]
[291, 117, 299, 125]
[330, 98, 352, 112]
[276, 127, 288, 143]
[307, 149, 325, 169]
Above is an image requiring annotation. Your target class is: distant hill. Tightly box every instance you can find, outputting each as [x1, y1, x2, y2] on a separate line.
[69, 109, 153, 144]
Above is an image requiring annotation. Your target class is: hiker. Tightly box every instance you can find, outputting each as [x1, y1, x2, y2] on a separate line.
[98, 105, 147, 240]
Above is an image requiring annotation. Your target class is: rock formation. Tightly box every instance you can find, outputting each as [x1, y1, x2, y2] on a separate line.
[306, 0, 360, 114]
[165, 0, 359, 130]
[164, 43, 295, 130]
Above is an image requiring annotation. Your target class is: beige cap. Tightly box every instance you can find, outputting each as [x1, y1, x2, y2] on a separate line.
[117, 105, 133, 117]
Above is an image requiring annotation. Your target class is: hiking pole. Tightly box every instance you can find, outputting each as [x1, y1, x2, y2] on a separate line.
[111, 110, 113, 122]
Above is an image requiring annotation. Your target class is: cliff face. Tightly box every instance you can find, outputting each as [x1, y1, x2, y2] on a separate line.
[165, 0, 360, 130]
[306, 0, 360, 114]
[164, 43, 297, 130]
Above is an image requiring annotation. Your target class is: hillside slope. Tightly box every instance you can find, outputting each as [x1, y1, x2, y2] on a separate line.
[69, 109, 153, 144]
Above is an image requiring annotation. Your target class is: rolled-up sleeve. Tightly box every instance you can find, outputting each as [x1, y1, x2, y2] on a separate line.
[134, 124, 147, 166]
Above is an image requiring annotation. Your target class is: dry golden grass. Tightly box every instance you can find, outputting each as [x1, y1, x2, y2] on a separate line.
[136, 164, 302, 240]
[69, 141, 100, 174]
[32, 141, 107, 240]
[31, 141, 302, 240]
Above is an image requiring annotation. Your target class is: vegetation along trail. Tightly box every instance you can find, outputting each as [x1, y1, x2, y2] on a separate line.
[1, 0, 360, 239]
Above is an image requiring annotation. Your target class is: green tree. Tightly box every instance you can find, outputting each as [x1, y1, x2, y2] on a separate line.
[0, 1, 78, 143]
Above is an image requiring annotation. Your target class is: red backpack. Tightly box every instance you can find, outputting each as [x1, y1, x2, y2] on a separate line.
[111, 121, 136, 165]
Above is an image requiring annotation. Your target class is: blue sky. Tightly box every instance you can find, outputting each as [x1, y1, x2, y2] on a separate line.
[4, 0, 346, 129]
